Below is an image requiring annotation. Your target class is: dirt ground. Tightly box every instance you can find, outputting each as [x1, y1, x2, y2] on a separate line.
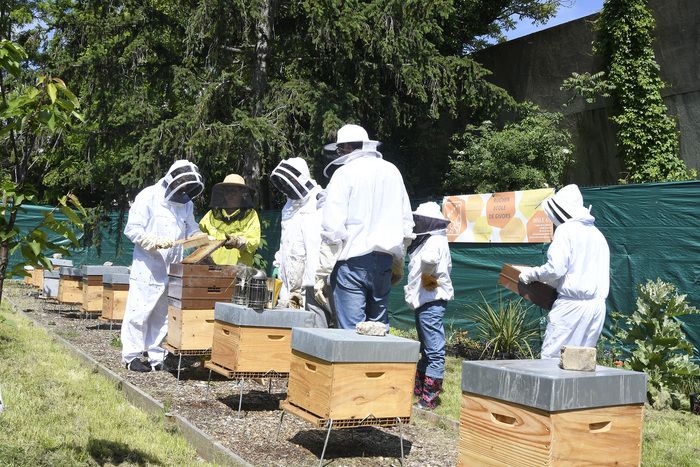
[4, 281, 458, 467]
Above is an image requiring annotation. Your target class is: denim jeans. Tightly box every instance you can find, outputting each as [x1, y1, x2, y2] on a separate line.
[330, 252, 393, 329]
[415, 299, 447, 379]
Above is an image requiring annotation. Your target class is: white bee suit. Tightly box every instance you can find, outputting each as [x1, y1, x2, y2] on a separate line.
[520, 184, 610, 359]
[121, 164, 201, 365]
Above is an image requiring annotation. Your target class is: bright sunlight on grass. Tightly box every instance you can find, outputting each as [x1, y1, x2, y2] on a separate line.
[0, 303, 213, 466]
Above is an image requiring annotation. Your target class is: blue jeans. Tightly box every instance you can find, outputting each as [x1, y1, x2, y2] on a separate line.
[415, 300, 447, 379]
[331, 252, 393, 329]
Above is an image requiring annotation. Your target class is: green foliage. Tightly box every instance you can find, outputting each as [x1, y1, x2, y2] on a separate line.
[0, 40, 86, 301]
[594, 0, 695, 183]
[444, 104, 572, 194]
[614, 279, 700, 409]
[560, 71, 615, 106]
[470, 296, 540, 359]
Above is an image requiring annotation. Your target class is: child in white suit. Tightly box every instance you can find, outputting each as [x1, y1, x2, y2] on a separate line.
[404, 202, 454, 409]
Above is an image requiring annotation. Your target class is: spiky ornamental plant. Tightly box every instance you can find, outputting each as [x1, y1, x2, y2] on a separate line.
[616, 279, 700, 409]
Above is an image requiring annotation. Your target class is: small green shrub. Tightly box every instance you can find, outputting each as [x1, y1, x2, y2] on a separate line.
[614, 278, 700, 409]
[446, 329, 484, 360]
[109, 335, 121, 349]
[470, 296, 540, 359]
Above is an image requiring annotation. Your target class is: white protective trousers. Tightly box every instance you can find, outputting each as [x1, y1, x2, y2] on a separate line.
[121, 182, 199, 365]
[540, 297, 606, 359]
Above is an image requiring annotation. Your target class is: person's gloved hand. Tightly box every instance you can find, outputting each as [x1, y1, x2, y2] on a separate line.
[288, 292, 304, 309]
[519, 269, 536, 285]
[314, 277, 330, 309]
[156, 237, 175, 249]
[138, 234, 159, 251]
[224, 234, 247, 249]
[421, 273, 439, 291]
[391, 258, 404, 286]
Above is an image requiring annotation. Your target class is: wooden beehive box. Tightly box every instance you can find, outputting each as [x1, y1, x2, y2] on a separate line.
[459, 360, 647, 467]
[31, 267, 44, 288]
[101, 273, 130, 321]
[168, 263, 238, 309]
[209, 303, 315, 373]
[80, 265, 130, 313]
[285, 328, 420, 421]
[57, 267, 83, 304]
[167, 306, 216, 350]
[498, 263, 558, 310]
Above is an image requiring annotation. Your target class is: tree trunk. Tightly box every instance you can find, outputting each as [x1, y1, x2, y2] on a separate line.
[243, 0, 274, 206]
[0, 242, 8, 305]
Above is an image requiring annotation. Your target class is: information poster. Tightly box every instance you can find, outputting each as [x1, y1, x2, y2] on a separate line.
[442, 188, 554, 243]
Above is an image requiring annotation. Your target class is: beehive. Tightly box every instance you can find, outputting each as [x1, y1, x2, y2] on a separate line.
[37, 258, 73, 290]
[57, 267, 83, 304]
[208, 303, 314, 374]
[498, 263, 558, 310]
[167, 263, 238, 309]
[80, 265, 130, 313]
[101, 273, 130, 321]
[459, 359, 646, 466]
[31, 267, 44, 288]
[42, 270, 61, 298]
[285, 328, 420, 421]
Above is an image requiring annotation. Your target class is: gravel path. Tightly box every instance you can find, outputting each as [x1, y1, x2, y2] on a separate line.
[4, 281, 459, 467]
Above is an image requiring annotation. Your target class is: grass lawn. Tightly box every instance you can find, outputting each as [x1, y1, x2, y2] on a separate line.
[437, 357, 700, 466]
[0, 303, 214, 467]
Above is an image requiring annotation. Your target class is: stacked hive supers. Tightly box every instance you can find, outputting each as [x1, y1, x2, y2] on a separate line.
[166, 263, 238, 351]
[58, 267, 83, 304]
[81, 265, 130, 313]
[101, 273, 130, 321]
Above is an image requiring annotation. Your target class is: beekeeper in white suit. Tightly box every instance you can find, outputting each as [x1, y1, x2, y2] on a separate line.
[121, 160, 204, 372]
[270, 157, 333, 327]
[315, 124, 413, 329]
[519, 184, 610, 359]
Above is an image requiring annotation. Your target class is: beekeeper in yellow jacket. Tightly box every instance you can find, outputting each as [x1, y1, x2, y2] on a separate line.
[198, 174, 261, 266]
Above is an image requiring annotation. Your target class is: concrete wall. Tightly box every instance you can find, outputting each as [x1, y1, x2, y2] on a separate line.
[473, 0, 700, 185]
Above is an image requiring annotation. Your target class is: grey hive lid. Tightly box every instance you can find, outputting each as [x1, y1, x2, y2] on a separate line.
[215, 302, 315, 329]
[461, 359, 647, 412]
[50, 258, 73, 267]
[44, 270, 60, 279]
[103, 273, 130, 285]
[59, 266, 83, 277]
[291, 328, 420, 363]
[81, 265, 130, 276]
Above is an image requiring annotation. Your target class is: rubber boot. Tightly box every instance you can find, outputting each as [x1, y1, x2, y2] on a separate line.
[418, 376, 443, 410]
[414, 371, 425, 397]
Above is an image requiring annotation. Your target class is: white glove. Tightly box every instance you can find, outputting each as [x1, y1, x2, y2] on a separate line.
[138, 234, 159, 251]
[156, 237, 175, 249]
[316, 240, 342, 278]
[288, 292, 304, 309]
[314, 277, 330, 310]
[316, 189, 328, 209]
[519, 269, 536, 285]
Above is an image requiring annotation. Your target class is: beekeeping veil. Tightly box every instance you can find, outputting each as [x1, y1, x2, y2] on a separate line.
[270, 158, 317, 200]
[162, 160, 204, 205]
[322, 124, 381, 179]
[209, 174, 255, 210]
[408, 201, 450, 255]
[542, 184, 593, 227]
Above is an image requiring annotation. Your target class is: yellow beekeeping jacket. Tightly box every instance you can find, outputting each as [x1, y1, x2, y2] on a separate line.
[198, 208, 261, 266]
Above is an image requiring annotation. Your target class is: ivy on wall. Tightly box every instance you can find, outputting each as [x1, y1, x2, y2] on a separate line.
[594, 0, 695, 183]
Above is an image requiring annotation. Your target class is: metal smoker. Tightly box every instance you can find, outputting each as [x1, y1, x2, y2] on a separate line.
[232, 268, 268, 310]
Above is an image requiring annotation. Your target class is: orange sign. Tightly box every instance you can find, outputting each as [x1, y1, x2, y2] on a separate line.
[442, 188, 554, 243]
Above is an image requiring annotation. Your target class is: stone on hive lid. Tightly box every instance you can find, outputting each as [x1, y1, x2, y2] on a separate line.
[291, 328, 420, 363]
[356, 321, 387, 336]
[59, 266, 83, 277]
[102, 273, 130, 285]
[461, 359, 647, 412]
[214, 302, 315, 329]
[81, 265, 130, 276]
[50, 258, 73, 267]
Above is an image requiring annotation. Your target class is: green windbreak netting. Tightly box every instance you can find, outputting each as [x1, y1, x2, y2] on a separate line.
[389, 180, 700, 355]
[7, 181, 700, 352]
